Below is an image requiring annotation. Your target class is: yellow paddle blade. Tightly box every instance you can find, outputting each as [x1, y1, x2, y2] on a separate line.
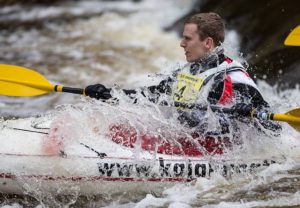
[0, 64, 55, 97]
[272, 108, 300, 132]
[284, 25, 300, 46]
[286, 108, 300, 132]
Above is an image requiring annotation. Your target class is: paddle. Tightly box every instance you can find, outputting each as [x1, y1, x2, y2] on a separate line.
[176, 103, 300, 132]
[1, 64, 300, 132]
[210, 105, 300, 132]
[284, 25, 300, 46]
[0, 64, 84, 97]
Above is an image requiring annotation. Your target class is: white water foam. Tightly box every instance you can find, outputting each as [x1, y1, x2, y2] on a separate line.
[0, 0, 193, 117]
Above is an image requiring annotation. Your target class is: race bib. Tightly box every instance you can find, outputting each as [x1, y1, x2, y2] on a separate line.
[173, 73, 204, 104]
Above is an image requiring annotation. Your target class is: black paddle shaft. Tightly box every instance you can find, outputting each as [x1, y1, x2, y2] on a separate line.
[58, 86, 84, 95]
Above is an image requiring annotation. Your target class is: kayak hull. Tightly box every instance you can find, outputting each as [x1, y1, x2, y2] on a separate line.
[0, 117, 278, 195]
[0, 152, 276, 195]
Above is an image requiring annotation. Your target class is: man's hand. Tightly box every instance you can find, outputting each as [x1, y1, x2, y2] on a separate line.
[233, 103, 253, 117]
[85, 84, 112, 100]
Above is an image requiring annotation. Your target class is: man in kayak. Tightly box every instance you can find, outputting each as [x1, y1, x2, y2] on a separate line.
[84, 12, 281, 136]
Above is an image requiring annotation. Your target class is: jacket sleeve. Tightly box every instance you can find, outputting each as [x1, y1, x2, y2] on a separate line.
[232, 80, 282, 134]
[121, 77, 174, 104]
[207, 70, 282, 134]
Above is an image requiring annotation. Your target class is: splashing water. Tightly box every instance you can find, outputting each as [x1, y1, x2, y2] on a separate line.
[1, 83, 297, 207]
[0, 0, 191, 117]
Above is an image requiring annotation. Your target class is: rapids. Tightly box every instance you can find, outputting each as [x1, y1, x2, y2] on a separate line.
[1, 0, 300, 207]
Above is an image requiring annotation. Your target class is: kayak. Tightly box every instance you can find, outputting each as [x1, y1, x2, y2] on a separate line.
[0, 116, 279, 195]
[109, 124, 231, 156]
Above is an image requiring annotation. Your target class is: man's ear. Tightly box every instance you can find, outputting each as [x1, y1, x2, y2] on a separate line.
[205, 37, 215, 50]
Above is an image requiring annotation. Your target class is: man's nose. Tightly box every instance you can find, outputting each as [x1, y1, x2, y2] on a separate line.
[180, 39, 186, 47]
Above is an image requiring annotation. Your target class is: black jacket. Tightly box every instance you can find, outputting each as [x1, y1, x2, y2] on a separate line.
[122, 52, 281, 135]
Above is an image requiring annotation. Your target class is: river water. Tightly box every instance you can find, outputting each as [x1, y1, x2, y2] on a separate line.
[1, 0, 300, 207]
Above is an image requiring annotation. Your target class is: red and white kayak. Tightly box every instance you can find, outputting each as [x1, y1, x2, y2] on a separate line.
[0, 116, 281, 195]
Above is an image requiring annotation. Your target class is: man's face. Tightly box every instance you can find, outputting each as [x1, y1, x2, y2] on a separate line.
[180, 23, 212, 62]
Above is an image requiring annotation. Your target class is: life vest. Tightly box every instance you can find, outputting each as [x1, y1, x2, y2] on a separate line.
[171, 58, 254, 108]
